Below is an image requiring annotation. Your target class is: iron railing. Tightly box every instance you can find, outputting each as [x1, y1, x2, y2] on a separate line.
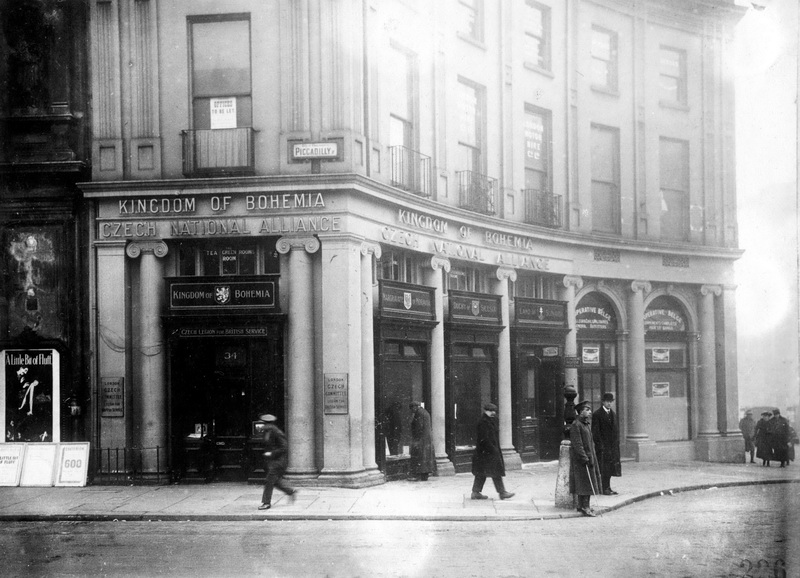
[181, 127, 255, 177]
[91, 446, 168, 485]
[457, 170, 497, 215]
[522, 189, 563, 228]
[389, 145, 431, 197]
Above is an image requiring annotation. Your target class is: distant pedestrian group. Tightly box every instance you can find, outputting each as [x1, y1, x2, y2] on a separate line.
[751, 409, 795, 468]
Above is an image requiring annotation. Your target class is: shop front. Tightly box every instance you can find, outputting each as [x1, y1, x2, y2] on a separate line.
[445, 290, 502, 472]
[511, 298, 568, 462]
[374, 280, 436, 480]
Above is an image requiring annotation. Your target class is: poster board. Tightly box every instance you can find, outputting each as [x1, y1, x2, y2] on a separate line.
[19, 442, 57, 486]
[1, 349, 61, 443]
[0, 443, 26, 486]
[55, 442, 90, 487]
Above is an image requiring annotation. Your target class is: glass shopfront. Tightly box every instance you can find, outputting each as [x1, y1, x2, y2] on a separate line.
[644, 296, 690, 441]
[576, 293, 619, 408]
[445, 291, 501, 473]
[374, 280, 435, 479]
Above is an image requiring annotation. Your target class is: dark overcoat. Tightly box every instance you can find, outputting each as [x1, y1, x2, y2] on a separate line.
[754, 417, 772, 460]
[739, 416, 755, 452]
[591, 407, 621, 479]
[769, 416, 791, 462]
[471, 413, 505, 477]
[262, 423, 289, 476]
[409, 406, 436, 474]
[570, 418, 601, 496]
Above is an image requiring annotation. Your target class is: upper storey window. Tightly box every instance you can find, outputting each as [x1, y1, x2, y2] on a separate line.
[659, 138, 690, 242]
[590, 125, 621, 235]
[591, 26, 617, 92]
[457, 79, 485, 175]
[524, 1, 551, 71]
[457, 0, 484, 43]
[659, 47, 687, 106]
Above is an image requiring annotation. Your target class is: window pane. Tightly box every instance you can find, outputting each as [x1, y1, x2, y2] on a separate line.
[203, 248, 219, 275]
[192, 20, 251, 96]
[457, 82, 478, 146]
[238, 247, 256, 275]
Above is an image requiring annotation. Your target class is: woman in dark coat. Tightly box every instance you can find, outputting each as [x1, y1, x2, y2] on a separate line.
[470, 403, 514, 500]
[408, 402, 436, 480]
[570, 401, 602, 517]
[754, 411, 773, 466]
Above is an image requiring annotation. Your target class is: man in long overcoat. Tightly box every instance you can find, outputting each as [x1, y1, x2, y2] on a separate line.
[769, 409, 792, 468]
[408, 401, 436, 481]
[470, 403, 514, 500]
[738, 410, 756, 464]
[754, 411, 773, 466]
[570, 400, 602, 517]
[591, 392, 621, 495]
[258, 414, 296, 510]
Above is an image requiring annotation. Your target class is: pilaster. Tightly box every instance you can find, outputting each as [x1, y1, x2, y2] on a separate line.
[560, 275, 584, 392]
[697, 284, 721, 438]
[626, 280, 655, 460]
[495, 266, 521, 470]
[360, 241, 381, 473]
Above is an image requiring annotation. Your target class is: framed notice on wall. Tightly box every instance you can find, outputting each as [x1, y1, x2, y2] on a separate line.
[652, 382, 670, 398]
[101, 377, 124, 417]
[19, 442, 58, 487]
[324, 373, 348, 414]
[210, 97, 237, 129]
[0, 443, 26, 486]
[55, 442, 90, 487]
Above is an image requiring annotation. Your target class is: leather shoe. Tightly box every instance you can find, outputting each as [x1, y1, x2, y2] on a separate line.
[289, 491, 297, 504]
[258, 503, 271, 510]
[499, 492, 515, 500]
[579, 508, 597, 517]
[471, 491, 488, 500]
[603, 489, 618, 495]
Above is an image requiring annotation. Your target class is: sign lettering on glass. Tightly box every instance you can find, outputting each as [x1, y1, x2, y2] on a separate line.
[324, 374, 348, 415]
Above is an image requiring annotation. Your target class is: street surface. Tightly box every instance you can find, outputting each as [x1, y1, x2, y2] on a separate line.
[2, 484, 797, 577]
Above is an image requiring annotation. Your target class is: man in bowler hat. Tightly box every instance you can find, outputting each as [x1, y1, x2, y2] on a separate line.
[592, 392, 621, 495]
[258, 413, 296, 510]
[471, 403, 515, 500]
[570, 400, 602, 517]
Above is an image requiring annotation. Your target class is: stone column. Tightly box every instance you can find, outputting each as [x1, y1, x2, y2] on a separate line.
[126, 240, 168, 472]
[276, 236, 320, 476]
[494, 266, 521, 470]
[425, 256, 454, 475]
[626, 280, 653, 459]
[698, 284, 721, 438]
[560, 276, 584, 393]
[360, 241, 381, 472]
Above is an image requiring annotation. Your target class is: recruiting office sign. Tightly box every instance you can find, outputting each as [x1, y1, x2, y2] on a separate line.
[1, 349, 61, 444]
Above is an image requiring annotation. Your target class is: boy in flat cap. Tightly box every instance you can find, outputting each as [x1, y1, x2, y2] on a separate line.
[592, 392, 621, 495]
[470, 403, 514, 500]
[570, 400, 602, 516]
[257, 413, 297, 510]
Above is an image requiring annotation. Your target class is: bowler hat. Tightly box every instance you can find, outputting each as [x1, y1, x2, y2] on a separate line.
[602, 392, 615, 402]
[575, 400, 591, 414]
[773, 409, 781, 416]
[259, 414, 277, 422]
[483, 403, 498, 412]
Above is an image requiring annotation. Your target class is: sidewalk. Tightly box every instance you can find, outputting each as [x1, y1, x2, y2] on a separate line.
[1, 460, 798, 522]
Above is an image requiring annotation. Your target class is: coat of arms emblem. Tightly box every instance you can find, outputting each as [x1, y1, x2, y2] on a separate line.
[215, 286, 231, 305]
[538, 306, 545, 320]
[471, 300, 480, 316]
[403, 292, 412, 310]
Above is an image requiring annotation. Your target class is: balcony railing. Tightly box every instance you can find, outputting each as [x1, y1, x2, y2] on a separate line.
[389, 145, 431, 197]
[181, 127, 255, 177]
[457, 170, 497, 215]
[523, 189, 563, 228]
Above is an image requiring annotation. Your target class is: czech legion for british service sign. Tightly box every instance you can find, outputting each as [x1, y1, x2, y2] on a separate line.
[168, 277, 276, 310]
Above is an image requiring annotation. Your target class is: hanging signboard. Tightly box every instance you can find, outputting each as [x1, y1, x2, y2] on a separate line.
[379, 281, 435, 320]
[324, 373, 348, 414]
[55, 442, 90, 487]
[209, 97, 237, 129]
[2, 349, 60, 443]
[448, 292, 502, 324]
[0, 443, 25, 486]
[19, 442, 57, 486]
[515, 298, 567, 327]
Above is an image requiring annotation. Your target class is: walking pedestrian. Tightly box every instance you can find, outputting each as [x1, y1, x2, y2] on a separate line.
[769, 409, 791, 468]
[591, 392, 621, 494]
[408, 401, 436, 481]
[570, 400, 601, 517]
[754, 411, 772, 466]
[470, 403, 514, 500]
[738, 410, 756, 464]
[257, 414, 296, 510]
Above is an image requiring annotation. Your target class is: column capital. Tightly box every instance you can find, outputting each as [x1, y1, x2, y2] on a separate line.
[126, 240, 168, 259]
[360, 241, 382, 259]
[430, 256, 451, 273]
[630, 280, 651, 294]
[562, 275, 583, 289]
[700, 284, 722, 297]
[495, 266, 517, 282]
[276, 236, 320, 255]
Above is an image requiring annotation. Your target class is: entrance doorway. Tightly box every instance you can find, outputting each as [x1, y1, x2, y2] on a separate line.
[515, 348, 563, 461]
[171, 337, 282, 482]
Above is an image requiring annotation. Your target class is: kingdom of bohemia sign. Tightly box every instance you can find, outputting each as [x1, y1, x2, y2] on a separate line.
[169, 280, 276, 310]
[324, 374, 348, 415]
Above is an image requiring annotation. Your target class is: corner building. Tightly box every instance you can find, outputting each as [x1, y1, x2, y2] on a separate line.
[80, 0, 745, 486]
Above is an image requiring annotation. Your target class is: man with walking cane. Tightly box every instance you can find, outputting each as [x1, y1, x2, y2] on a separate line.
[570, 400, 602, 517]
